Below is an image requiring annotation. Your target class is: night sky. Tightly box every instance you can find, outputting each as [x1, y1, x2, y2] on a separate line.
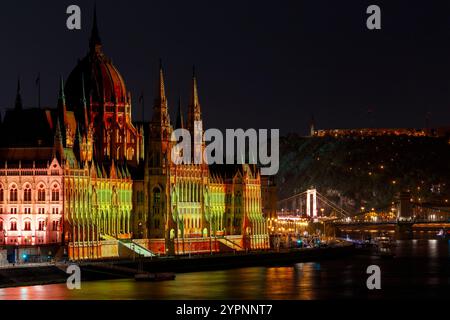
[1, 0, 450, 135]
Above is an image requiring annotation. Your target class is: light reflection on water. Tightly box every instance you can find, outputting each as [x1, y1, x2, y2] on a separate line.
[0, 239, 448, 300]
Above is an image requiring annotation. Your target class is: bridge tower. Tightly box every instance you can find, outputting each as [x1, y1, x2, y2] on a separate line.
[306, 189, 317, 217]
[396, 191, 414, 240]
[397, 191, 412, 219]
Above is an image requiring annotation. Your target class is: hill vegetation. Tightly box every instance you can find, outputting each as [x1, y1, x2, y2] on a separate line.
[277, 134, 450, 211]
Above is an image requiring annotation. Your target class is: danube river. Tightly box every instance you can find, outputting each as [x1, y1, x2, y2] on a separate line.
[0, 238, 448, 300]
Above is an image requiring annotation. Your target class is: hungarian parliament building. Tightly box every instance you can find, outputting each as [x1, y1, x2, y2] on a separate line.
[0, 11, 276, 262]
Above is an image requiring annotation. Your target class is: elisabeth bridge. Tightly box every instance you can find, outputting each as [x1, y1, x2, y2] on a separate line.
[275, 189, 450, 238]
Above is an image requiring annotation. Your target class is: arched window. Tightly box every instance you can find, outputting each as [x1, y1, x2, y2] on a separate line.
[9, 186, 18, 202]
[38, 184, 45, 202]
[153, 188, 161, 205]
[92, 188, 97, 204]
[0, 187, 3, 202]
[236, 191, 242, 205]
[10, 220, 17, 231]
[24, 185, 32, 202]
[24, 221, 31, 231]
[0, 219, 3, 231]
[38, 220, 45, 231]
[51, 185, 59, 202]
[127, 147, 135, 160]
[152, 187, 161, 216]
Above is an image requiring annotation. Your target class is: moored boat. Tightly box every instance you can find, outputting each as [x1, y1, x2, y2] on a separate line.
[373, 236, 395, 258]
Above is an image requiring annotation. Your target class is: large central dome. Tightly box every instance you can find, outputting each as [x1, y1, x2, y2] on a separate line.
[62, 8, 142, 165]
[65, 49, 129, 109]
[65, 9, 130, 117]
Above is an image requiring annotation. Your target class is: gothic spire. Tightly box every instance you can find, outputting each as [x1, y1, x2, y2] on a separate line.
[155, 59, 167, 106]
[176, 97, 184, 129]
[58, 76, 67, 123]
[81, 73, 90, 131]
[55, 118, 62, 141]
[150, 60, 172, 144]
[58, 76, 65, 102]
[152, 60, 170, 123]
[89, 4, 102, 52]
[15, 77, 23, 110]
[190, 66, 200, 109]
[54, 117, 64, 157]
[187, 65, 202, 132]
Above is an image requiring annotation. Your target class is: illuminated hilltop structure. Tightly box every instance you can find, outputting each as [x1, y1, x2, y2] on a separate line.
[309, 118, 450, 138]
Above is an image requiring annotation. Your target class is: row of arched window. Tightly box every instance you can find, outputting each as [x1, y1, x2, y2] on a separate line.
[0, 219, 59, 232]
[0, 184, 60, 202]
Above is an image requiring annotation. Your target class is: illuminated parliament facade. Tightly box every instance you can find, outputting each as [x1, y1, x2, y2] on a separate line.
[0, 11, 271, 262]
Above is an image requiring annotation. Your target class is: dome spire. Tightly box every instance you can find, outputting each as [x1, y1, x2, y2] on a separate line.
[15, 77, 23, 110]
[89, 4, 102, 52]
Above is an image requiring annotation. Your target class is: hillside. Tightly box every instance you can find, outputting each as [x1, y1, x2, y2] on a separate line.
[276, 134, 450, 211]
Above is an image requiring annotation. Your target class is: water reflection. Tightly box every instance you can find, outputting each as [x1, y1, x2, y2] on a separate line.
[0, 239, 448, 300]
[428, 239, 438, 258]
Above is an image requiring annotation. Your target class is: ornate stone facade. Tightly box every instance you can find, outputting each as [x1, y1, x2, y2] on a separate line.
[0, 8, 271, 261]
[0, 159, 63, 247]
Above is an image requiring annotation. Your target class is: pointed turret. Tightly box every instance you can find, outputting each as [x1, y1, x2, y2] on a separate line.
[151, 60, 171, 127]
[175, 97, 184, 130]
[110, 159, 117, 179]
[187, 66, 202, 133]
[89, 4, 102, 52]
[15, 78, 23, 110]
[154, 60, 167, 109]
[74, 124, 83, 162]
[55, 118, 63, 143]
[191, 66, 200, 109]
[187, 66, 204, 164]
[54, 118, 64, 158]
[81, 73, 89, 131]
[58, 76, 67, 123]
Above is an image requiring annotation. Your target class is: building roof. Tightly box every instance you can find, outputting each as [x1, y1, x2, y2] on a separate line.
[0, 147, 54, 162]
[0, 108, 54, 148]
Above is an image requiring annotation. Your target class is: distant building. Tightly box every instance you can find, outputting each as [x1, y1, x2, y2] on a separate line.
[311, 128, 429, 138]
[310, 122, 450, 138]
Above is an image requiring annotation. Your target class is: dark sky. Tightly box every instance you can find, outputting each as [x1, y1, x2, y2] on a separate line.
[1, 0, 450, 134]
